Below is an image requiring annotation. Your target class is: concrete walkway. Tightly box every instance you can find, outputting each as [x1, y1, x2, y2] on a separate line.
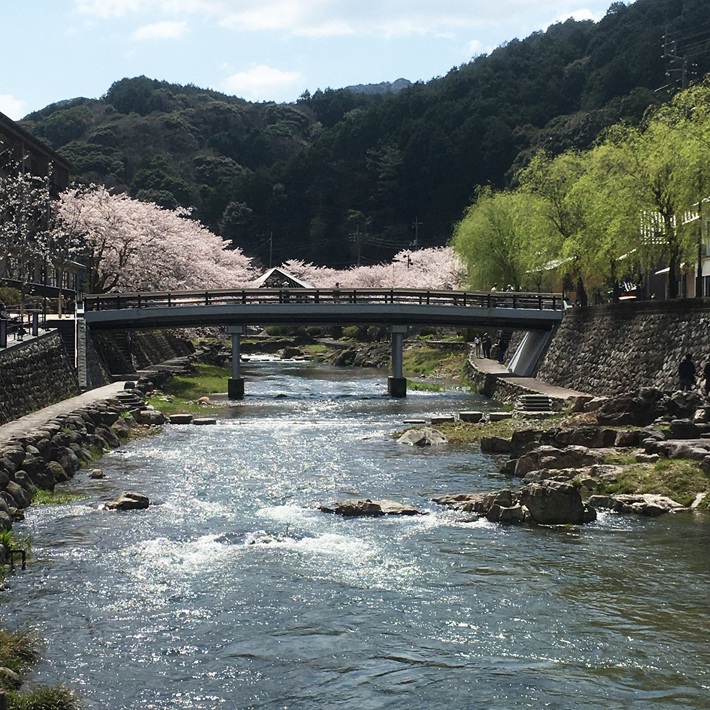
[469, 354, 588, 399]
[0, 382, 127, 445]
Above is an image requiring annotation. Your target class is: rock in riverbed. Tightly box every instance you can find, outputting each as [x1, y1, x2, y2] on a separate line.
[320, 499, 424, 517]
[588, 493, 684, 516]
[434, 480, 595, 525]
[104, 492, 150, 511]
[397, 427, 447, 446]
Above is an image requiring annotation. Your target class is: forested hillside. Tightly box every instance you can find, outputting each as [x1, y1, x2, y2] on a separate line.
[20, 0, 710, 268]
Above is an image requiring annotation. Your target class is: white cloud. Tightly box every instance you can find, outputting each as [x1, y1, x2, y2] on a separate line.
[466, 39, 493, 57]
[547, 7, 606, 26]
[74, 0, 149, 17]
[74, 0, 611, 38]
[0, 95, 27, 120]
[223, 65, 303, 100]
[132, 20, 188, 40]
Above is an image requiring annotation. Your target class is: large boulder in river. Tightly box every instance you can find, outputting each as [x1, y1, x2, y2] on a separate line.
[398, 427, 448, 447]
[668, 419, 702, 440]
[320, 499, 423, 516]
[519, 480, 591, 525]
[541, 426, 615, 449]
[480, 436, 512, 454]
[514, 445, 605, 477]
[105, 492, 150, 511]
[134, 409, 166, 426]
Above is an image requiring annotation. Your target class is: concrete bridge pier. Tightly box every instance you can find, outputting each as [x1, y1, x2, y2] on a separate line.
[388, 325, 407, 398]
[227, 325, 245, 400]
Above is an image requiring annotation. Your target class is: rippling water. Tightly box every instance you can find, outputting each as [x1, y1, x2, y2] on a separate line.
[3, 358, 710, 709]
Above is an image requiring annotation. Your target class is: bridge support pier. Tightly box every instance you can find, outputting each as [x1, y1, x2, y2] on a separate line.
[388, 325, 407, 398]
[228, 325, 245, 400]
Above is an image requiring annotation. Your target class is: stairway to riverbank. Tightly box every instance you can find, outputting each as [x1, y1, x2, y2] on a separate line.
[465, 353, 588, 411]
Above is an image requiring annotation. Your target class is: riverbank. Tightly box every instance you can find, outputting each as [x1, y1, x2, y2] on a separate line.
[0, 380, 172, 708]
[399, 394, 710, 514]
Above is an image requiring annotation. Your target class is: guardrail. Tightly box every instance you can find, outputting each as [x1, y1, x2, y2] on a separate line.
[82, 288, 564, 312]
[0, 310, 47, 349]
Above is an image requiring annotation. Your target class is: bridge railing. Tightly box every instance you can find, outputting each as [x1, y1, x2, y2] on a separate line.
[81, 288, 564, 312]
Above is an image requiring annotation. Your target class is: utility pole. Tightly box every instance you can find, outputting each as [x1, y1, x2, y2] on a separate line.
[349, 225, 362, 266]
[661, 28, 689, 90]
[269, 231, 273, 269]
[412, 217, 422, 249]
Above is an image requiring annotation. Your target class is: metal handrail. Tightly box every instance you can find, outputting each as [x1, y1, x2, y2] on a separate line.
[0, 309, 49, 348]
[81, 288, 563, 312]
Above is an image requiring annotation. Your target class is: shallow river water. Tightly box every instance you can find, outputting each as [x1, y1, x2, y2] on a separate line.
[3, 358, 710, 709]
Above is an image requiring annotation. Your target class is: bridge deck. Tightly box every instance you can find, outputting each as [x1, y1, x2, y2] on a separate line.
[81, 288, 565, 331]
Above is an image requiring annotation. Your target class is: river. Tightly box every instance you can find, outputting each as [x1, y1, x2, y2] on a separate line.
[3, 358, 710, 709]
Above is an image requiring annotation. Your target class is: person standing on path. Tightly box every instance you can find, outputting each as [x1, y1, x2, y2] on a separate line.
[679, 353, 696, 391]
[474, 335, 482, 358]
[482, 333, 492, 359]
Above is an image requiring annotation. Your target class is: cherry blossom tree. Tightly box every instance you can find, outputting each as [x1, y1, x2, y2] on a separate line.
[0, 168, 53, 315]
[281, 247, 464, 290]
[56, 186, 257, 293]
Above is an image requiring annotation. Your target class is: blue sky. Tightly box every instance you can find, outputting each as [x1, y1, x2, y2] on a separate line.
[1, 0, 617, 120]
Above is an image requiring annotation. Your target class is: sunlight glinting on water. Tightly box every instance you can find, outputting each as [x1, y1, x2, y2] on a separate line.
[2, 359, 710, 709]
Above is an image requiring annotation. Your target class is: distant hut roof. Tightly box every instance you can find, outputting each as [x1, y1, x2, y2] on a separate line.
[251, 267, 314, 289]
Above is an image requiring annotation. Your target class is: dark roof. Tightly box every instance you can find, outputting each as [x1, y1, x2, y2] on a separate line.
[0, 110, 73, 173]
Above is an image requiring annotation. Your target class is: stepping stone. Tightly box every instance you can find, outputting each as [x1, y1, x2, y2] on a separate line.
[459, 411, 483, 423]
[169, 414, 193, 425]
[193, 418, 217, 425]
[431, 415, 455, 425]
[403, 419, 427, 424]
[489, 412, 513, 422]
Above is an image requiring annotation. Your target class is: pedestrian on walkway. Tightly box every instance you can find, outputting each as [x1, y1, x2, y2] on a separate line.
[679, 353, 696, 391]
[474, 334, 482, 358]
[482, 333, 492, 359]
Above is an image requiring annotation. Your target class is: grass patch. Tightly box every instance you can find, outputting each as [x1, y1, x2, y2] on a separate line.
[32, 490, 87, 506]
[0, 629, 41, 675]
[0, 531, 32, 557]
[303, 343, 334, 362]
[8, 684, 81, 710]
[161, 363, 230, 399]
[395, 418, 523, 445]
[603, 452, 638, 466]
[146, 363, 233, 416]
[597, 459, 710, 506]
[408, 381, 444, 392]
[402, 347, 465, 377]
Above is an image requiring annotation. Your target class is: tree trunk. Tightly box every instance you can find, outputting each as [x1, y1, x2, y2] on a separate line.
[697, 239, 704, 298]
[576, 276, 588, 307]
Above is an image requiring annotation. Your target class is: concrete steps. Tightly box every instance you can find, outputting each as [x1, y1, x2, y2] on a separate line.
[518, 394, 552, 413]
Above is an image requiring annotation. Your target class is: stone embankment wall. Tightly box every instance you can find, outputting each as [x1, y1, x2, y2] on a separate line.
[0, 388, 163, 533]
[0, 332, 80, 425]
[538, 299, 710, 396]
[92, 330, 195, 375]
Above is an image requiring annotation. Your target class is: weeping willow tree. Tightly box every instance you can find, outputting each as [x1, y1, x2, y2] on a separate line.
[452, 187, 552, 292]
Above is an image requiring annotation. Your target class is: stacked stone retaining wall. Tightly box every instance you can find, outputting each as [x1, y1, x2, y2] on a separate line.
[538, 298, 710, 396]
[92, 330, 195, 375]
[0, 332, 80, 425]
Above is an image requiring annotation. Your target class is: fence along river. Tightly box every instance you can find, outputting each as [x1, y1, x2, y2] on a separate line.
[4, 357, 710, 709]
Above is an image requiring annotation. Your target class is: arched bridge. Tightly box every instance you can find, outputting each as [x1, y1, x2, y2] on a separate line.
[77, 287, 565, 398]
